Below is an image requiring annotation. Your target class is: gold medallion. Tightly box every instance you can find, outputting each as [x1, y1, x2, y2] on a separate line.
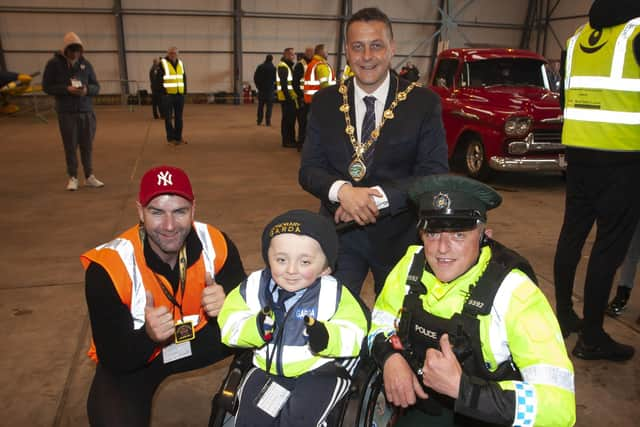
[175, 320, 195, 343]
[348, 159, 367, 181]
[339, 79, 416, 181]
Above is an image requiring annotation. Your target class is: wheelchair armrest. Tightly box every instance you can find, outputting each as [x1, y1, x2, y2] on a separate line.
[216, 350, 254, 413]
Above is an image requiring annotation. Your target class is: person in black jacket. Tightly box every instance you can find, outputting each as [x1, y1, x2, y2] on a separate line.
[43, 32, 104, 191]
[253, 54, 276, 126]
[83, 165, 246, 427]
[299, 8, 448, 296]
[149, 58, 163, 119]
[553, 0, 640, 362]
[293, 47, 313, 148]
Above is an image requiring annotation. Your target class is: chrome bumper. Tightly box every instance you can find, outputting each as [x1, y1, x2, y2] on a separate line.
[490, 155, 567, 172]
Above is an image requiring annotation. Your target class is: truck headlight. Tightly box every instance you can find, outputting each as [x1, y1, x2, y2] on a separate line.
[504, 117, 532, 137]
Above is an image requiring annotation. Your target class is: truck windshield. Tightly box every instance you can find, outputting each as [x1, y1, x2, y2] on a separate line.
[464, 58, 547, 89]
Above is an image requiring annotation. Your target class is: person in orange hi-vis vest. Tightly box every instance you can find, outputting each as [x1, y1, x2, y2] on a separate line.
[82, 165, 246, 426]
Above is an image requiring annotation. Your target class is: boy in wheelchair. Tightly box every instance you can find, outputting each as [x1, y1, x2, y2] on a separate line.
[369, 175, 576, 426]
[217, 209, 369, 427]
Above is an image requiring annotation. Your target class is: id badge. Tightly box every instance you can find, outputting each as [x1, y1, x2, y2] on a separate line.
[255, 378, 291, 418]
[175, 320, 195, 344]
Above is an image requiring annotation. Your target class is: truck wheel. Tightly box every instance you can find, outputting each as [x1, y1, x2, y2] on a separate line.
[455, 136, 490, 181]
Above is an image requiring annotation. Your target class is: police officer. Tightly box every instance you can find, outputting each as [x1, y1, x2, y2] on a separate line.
[276, 47, 298, 148]
[369, 175, 576, 426]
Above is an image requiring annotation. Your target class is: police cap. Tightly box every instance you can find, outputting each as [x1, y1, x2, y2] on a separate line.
[408, 175, 502, 232]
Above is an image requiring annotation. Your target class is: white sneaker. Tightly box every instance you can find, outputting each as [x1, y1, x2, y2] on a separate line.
[66, 177, 79, 191]
[85, 174, 104, 188]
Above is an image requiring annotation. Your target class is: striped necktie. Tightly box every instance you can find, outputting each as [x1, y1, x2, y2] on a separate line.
[361, 96, 376, 163]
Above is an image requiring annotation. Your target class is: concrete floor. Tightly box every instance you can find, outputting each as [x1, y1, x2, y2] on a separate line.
[1, 104, 638, 427]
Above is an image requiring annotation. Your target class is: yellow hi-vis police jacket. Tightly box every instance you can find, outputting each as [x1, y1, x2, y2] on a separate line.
[81, 222, 227, 363]
[370, 245, 576, 427]
[219, 269, 368, 378]
[563, 18, 640, 152]
[276, 61, 297, 102]
[161, 58, 185, 94]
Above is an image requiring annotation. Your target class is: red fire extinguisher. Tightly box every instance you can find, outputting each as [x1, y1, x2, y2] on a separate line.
[243, 84, 253, 104]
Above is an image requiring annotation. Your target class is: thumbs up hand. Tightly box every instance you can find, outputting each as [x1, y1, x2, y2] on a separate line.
[201, 272, 226, 318]
[421, 334, 462, 399]
[144, 290, 175, 343]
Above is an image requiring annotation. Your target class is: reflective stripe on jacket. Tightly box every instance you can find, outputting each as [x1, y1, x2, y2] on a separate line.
[276, 61, 296, 101]
[81, 221, 228, 362]
[303, 55, 336, 103]
[563, 18, 640, 151]
[370, 245, 576, 427]
[219, 269, 367, 377]
[161, 58, 185, 94]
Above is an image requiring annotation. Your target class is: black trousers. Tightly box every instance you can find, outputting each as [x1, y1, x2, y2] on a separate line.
[151, 92, 162, 118]
[234, 366, 350, 427]
[280, 99, 296, 147]
[57, 111, 96, 178]
[87, 323, 232, 427]
[256, 94, 273, 125]
[333, 227, 397, 296]
[296, 102, 309, 145]
[162, 94, 184, 141]
[554, 159, 640, 343]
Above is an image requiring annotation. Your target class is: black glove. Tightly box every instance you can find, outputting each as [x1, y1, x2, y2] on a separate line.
[304, 316, 329, 353]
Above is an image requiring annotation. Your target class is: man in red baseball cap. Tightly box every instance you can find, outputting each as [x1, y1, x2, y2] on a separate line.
[81, 165, 246, 426]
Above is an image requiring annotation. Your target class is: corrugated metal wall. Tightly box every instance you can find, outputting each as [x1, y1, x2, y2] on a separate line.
[0, 0, 592, 94]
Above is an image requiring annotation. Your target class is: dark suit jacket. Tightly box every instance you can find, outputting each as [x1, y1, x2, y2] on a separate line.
[299, 74, 448, 264]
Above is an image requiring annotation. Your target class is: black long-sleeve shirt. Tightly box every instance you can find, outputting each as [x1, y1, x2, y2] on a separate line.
[85, 227, 245, 373]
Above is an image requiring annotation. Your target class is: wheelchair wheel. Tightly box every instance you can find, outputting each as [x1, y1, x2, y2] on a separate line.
[337, 359, 398, 427]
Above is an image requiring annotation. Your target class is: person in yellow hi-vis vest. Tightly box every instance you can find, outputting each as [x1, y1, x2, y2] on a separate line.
[276, 47, 298, 148]
[553, 0, 640, 362]
[160, 46, 187, 145]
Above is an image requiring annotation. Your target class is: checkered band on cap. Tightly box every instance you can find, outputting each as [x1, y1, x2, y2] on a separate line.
[514, 382, 537, 426]
[138, 165, 194, 206]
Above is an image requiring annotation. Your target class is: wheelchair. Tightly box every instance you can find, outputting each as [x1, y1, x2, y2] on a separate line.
[208, 350, 397, 427]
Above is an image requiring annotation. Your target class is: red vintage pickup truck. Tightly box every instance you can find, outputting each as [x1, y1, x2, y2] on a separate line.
[429, 48, 565, 180]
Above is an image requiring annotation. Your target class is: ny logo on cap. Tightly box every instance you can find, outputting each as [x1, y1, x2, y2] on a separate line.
[433, 192, 451, 210]
[157, 171, 173, 186]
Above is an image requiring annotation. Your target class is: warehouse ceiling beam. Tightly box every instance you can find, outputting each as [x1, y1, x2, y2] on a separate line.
[113, 0, 129, 95]
[335, 0, 352, 77]
[0, 33, 6, 72]
[394, 0, 481, 71]
[233, 0, 243, 104]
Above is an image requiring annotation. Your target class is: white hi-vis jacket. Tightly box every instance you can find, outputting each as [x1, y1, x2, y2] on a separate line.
[219, 269, 368, 378]
[563, 18, 640, 151]
[161, 58, 185, 94]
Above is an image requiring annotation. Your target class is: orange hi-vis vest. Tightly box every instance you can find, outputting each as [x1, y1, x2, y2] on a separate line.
[81, 221, 228, 363]
[303, 55, 336, 103]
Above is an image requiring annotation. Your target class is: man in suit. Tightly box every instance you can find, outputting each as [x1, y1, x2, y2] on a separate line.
[299, 7, 448, 296]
